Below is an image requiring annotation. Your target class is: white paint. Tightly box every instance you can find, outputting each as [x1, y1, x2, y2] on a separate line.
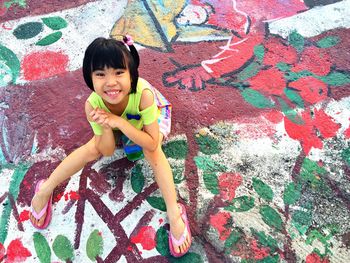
[268, 0, 350, 38]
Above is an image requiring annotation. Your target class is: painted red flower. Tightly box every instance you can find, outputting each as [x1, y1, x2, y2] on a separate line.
[249, 67, 286, 96]
[292, 46, 331, 76]
[0, 243, 5, 261]
[306, 252, 330, 263]
[0, 1, 6, 17]
[345, 119, 350, 139]
[218, 173, 242, 202]
[284, 108, 340, 154]
[2, 239, 32, 263]
[209, 211, 232, 240]
[263, 37, 297, 66]
[289, 76, 327, 104]
[131, 226, 156, 250]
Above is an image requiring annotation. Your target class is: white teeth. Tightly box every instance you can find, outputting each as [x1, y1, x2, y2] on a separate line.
[106, 90, 120, 95]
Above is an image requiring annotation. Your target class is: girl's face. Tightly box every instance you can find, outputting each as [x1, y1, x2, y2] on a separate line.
[92, 66, 131, 106]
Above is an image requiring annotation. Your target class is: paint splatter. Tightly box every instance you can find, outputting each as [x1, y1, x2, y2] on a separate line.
[209, 211, 232, 240]
[19, 209, 29, 222]
[218, 173, 242, 202]
[64, 191, 80, 201]
[131, 226, 156, 250]
[6, 239, 32, 263]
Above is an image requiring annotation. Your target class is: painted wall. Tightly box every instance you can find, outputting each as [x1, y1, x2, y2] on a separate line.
[0, 0, 350, 262]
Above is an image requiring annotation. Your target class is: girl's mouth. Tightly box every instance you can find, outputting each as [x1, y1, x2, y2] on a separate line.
[105, 90, 121, 98]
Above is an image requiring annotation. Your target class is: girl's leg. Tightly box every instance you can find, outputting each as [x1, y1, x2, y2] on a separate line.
[30, 137, 101, 227]
[143, 134, 191, 254]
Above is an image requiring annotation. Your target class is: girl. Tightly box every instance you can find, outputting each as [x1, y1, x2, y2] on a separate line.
[29, 36, 192, 257]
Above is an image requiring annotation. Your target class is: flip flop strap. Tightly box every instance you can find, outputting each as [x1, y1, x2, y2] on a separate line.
[170, 226, 188, 247]
[31, 201, 49, 220]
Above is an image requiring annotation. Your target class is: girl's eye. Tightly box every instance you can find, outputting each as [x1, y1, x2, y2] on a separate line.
[116, 71, 124, 75]
[94, 72, 105, 77]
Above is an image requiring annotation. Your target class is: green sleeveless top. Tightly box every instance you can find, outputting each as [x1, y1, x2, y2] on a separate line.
[87, 78, 159, 135]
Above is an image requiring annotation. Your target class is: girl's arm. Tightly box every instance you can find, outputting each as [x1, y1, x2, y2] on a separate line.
[85, 101, 116, 156]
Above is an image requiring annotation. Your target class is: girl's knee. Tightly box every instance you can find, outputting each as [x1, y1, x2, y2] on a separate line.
[84, 140, 102, 161]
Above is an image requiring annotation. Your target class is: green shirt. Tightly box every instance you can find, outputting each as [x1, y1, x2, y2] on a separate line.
[87, 78, 159, 135]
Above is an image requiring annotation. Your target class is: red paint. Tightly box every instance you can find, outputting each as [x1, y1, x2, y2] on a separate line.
[19, 210, 30, 222]
[159, 218, 164, 225]
[6, 239, 32, 263]
[54, 193, 63, 202]
[345, 125, 350, 139]
[306, 252, 330, 263]
[130, 226, 156, 250]
[218, 173, 242, 202]
[22, 51, 69, 81]
[292, 46, 331, 76]
[250, 239, 270, 260]
[313, 109, 341, 138]
[64, 191, 80, 201]
[0, 1, 6, 17]
[0, 242, 5, 260]
[249, 67, 286, 96]
[289, 77, 327, 104]
[263, 37, 297, 66]
[209, 211, 231, 240]
[127, 245, 133, 251]
[263, 110, 284, 124]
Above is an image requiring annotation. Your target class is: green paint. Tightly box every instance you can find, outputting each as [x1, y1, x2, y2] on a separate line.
[203, 172, 219, 194]
[36, 31, 62, 46]
[42, 16, 68, 30]
[169, 252, 203, 263]
[224, 227, 244, 249]
[172, 165, 185, 184]
[276, 62, 291, 72]
[0, 62, 12, 87]
[241, 88, 275, 109]
[278, 98, 304, 125]
[237, 61, 261, 81]
[194, 156, 227, 172]
[284, 70, 314, 82]
[319, 71, 350, 86]
[341, 147, 350, 166]
[52, 235, 74, 261]
[292, 210, 312, 235]
[195, 134, 221, 155]
[146, 196, 167, 211]
[254, 45, 265, 62]
[156, 227, 170, 256]
[13, 22, 43, 40]
[259, 205, 283, 231]
[252, 178, 274, 202]
[0, 44, 20, 84]
[4, 0, 26, 8]
[316, 36, 340, 48]
[288, 31, 304, 52]
[225, 196, 255, 212]
[131, 164, 144, 193]
[86, 230, 103, 261]
[163, 140, 188, 159]
[33, 232, 51, 263]
[257, 255, 279, 263]
[284, 88, 304, 108]
[283, 182, 301, 205]
[250, 228, 278, 253]
[300, 158, 329, 193]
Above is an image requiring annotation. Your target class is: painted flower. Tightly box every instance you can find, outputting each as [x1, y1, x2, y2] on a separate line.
[306, 252, 330, 263]
[0, 239, 32, 263]
[131, 226, 156, 250]
[284, 108, 340, 155]
[218, 173, 242, 202]
[289, 76, 327, 104]
[249, 67, 286, 95]
[263, 37, 298, 66]
[209, 211, 232, 240]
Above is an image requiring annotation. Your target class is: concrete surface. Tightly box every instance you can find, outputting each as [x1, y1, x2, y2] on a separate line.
[0, 0, 350, 262]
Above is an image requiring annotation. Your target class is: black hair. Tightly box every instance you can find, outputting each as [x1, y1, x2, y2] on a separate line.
[82, 37, 140, 93]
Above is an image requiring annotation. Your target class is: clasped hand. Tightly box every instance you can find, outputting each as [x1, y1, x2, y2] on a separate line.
[90, 108, 120, 129]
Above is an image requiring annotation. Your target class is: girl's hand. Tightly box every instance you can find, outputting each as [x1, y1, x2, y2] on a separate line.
[90, 109, 120, 129]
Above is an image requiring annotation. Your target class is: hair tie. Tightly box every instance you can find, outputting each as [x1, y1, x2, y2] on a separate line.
[123, 35, 134, 46]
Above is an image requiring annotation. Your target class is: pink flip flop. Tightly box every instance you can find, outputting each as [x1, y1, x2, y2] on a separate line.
[30, 179, 52, 229]
[168, 203, 192, 257]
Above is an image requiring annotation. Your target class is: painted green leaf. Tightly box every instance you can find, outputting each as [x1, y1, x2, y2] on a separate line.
[288, 31, 304, 52]
[0, 44, 20, 84]
[292, 210, 312, 235]
[259, 205, 283, 231]
[36, 31, 62, 46]
[52, 235, 74, 261]
[225, 196, 255, 212]
[194, 156, 227, 172]
[42, 16, 68, 30]
[224, 227, 244, 249]
[316, 36, 340, 48]
[284, 70, 314, 82]
[195, 134, 221, 155]
[319, 72, 350, 86]
[252, 178, 273, 202]
[169, 252, 203, 263]
[163, 140, 188, 159]
[254, 45, 265, 62]
[283, 182, 301, 205]
[146, 196, 166, 211]
[250, 228, 278, 253]
[131, 164, 144, 193]
[33, 232, 51, 263]
[284, 88, 304, 108]
[341, 147, 350, 166]
[13, 22, 43, 39]
[278, 98, 304, 124]
[156, 226, 170, 256]
[241, 88, 275, 109]
[5, 0, 26, 8]
[300, 158, 329, 193]
[86, 230, 103, 261]
[203, 172, 219, 194]
[276, 62, 291, 72]
[237, 61, 261, 81]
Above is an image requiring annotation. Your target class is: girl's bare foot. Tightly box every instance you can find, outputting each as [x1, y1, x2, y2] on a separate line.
[29, 182, 52, 227]
[168, 205, 191, 254]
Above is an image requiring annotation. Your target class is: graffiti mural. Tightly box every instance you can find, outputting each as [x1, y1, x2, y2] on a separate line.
[1, 0, 350, 262]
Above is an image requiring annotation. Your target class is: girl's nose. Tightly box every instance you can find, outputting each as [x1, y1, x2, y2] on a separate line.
[106, 76, 117, 86]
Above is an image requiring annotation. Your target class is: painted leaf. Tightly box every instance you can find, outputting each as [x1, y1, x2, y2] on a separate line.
[283, 182, 301, 205]
[225, 196, 255, 212]
[155, 226, 170, 256]
[251, 228, 278, 253]
[13, 22, 43, 39]
[86, 230, 103, 261]
[203, 172, 219, 194]
[131, 164, 144, 193]
[33, 232, 51, 263]
[284, 88, 304, 108]
[169, 252, 203, 263]
[146, 196, 166, 211]
[316, 36, 340, 48]
[254, 45, 265, 62]
[36, 31, 62, 46]
[224, 227, 244, 249]
[341, 147, 350, 166]
[194, 156, 227, 172]
[292, 210, 312, 227]
[42, 16, 68, 30]
[320, 72, 350, 86]
[259, 205, 283, 231]
[276, 62, 291, 72]
[241, 88, 275, 109]
[163, 139, 188, 159]
[288, 31, 304, 52]
[278, 98, 304, 125]
[237, 61, 261, 81]
[252, 178, 273, 201]
[52, 235, 74, 261]
[0, 44, 20, 84]
[195, 134, 221, 155]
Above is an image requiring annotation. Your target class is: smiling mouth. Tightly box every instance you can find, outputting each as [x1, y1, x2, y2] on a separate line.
[105, 90, 121, 96]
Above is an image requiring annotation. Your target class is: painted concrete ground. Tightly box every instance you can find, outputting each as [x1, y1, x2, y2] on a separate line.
[1, 0, 350, 262]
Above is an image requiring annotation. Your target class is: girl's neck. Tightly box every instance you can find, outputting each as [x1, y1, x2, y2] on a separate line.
[104, 94, 129, 116]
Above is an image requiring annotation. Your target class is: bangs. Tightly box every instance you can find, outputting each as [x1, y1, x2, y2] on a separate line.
[91, 44, 128, 71]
